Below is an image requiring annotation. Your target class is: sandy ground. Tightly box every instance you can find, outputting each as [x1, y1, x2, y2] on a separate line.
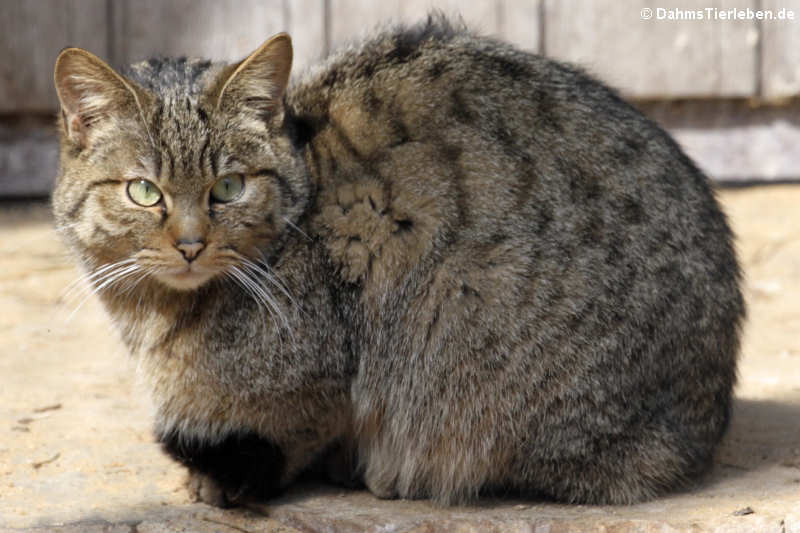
[1, 186, 799, 532]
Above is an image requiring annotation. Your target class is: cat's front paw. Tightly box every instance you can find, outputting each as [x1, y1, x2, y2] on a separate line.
[315, 180, 393, 283]
[313, 177, 435, 286]
[160, 429, 286, 506]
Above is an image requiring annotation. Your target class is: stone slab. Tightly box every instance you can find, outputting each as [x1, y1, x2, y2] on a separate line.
[1, 186, 800, 531]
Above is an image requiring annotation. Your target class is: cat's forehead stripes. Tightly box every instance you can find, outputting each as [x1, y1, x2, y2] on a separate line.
[154, 96, 212, 183]
[126, 57, 216, 97]
[124, 57, 220, 185]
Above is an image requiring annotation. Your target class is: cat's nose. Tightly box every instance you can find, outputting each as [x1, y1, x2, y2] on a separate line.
[175, 239, 205, 262]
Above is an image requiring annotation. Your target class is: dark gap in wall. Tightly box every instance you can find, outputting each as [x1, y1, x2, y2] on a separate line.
[282, 0, 291, 36]
[538, 0, 547, 56]
[755, 0, 764, 98]
[496, 0, 505, 40]
[323, 0, 331, 57]
[634, 97, 800, 130]
[106, 0, 115, 66]
[717, 178, 800, 188]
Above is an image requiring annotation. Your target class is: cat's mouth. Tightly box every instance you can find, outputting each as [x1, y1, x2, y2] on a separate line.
[157, 266, 216, 291]
[134, 248, 223, 291]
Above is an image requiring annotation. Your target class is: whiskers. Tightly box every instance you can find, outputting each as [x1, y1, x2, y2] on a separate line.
[222, 252, 299, 349]
[60, 250, 300, 352]
[283, 216, 311, 241]
[60, 257, 151, 321]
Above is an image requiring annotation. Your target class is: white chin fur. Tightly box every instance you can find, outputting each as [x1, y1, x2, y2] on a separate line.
[157, 271, 216, 291]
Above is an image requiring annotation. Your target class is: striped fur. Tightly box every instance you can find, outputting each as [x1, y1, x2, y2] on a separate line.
[52, 15, 743, 506]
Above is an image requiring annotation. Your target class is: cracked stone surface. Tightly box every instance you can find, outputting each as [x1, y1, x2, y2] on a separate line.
[2, 186, 800, 532]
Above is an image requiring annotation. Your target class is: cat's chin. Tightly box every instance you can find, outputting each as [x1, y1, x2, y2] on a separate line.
[156, 271, 216, 291]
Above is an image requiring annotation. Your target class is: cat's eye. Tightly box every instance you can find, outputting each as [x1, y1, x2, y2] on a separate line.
[211, 174, 245, 203]
[127, 179, 163, 207]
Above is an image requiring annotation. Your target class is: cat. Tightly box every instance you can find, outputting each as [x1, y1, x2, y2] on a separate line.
[52, 15, 744, 508]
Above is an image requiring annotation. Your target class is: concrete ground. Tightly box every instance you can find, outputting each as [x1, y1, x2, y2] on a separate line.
[1, 186, 799, 533]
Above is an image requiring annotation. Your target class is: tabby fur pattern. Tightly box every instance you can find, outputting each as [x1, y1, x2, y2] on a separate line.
[52, 16, 744, 506]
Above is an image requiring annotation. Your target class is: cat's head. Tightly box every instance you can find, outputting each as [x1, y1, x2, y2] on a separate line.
[52, 34, 310, 292]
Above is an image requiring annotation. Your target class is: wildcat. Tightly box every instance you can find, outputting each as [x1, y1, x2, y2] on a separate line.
[52, 16, 744, 507]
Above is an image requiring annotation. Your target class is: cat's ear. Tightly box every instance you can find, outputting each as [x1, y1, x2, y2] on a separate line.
[215, 33, 293, 118]
[54, 48, 147, 148]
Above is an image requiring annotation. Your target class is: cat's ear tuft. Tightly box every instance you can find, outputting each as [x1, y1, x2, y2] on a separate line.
[216, 33, 293, 116]
[54, 47, 144, 148]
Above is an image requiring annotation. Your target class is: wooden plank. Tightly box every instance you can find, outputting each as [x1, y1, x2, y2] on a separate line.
[717, 1, 762, 96]
[398, 0, 501, 35]
[285, 0, 327, 69]
[0, 118, 58, 198]
[640, 100, 800, 181]
[111, 0, 286, 65]
[544, 0, 758, 99]
[500, 0, 542, 52]
[761, 0, 800, 99]
[0, 0, 108, 112]
[328, 0, 402, 49]
[330, 0, 541, 51]
[329, 0, 540, 51]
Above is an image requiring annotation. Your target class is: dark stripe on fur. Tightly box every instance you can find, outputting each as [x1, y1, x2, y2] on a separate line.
[328, 118, 369, 164]
[210, 147, 220, 177]
[66, 193, 90, 219]
[66, 179, 123, 219]
[198, 134, 211, 178]
[164, 145, 175, 180]
[152, 103, 165, 178]
[284, 110, 317, 148]
[255, 169, 298, 206]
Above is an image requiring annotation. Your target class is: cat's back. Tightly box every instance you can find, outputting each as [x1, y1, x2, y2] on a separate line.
[288, 15, 738, 288]
[288, 14, 652, 166]
[288, 16, 578, 159]
[286, 16, 744, 505]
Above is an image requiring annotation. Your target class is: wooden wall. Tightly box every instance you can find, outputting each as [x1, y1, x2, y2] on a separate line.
[2, 0, 799, 113]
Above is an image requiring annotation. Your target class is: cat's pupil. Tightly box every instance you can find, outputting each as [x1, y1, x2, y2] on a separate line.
[211, 174, 243, 202]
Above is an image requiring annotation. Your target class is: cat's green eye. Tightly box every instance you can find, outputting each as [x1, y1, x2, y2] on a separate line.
[127, 179, 162, 207]
[211, 174, 245, 203]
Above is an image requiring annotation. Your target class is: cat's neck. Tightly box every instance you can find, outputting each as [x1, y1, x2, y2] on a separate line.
[97, 277, 213, 357]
